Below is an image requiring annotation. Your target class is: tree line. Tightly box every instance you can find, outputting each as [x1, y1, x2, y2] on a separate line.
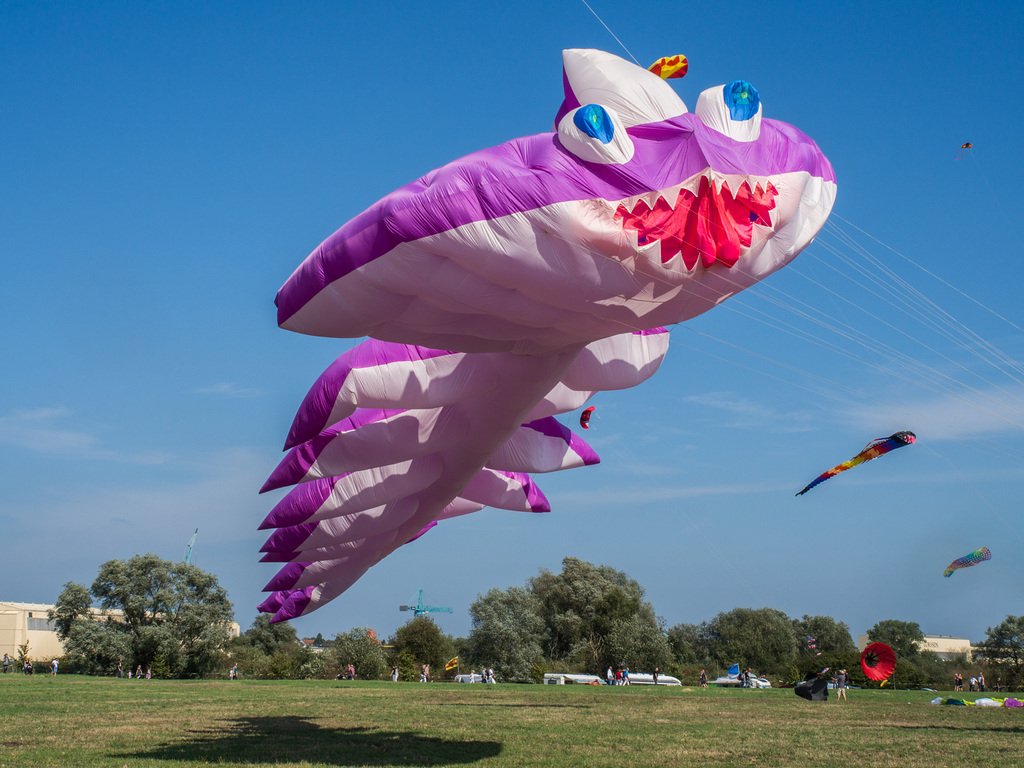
[47, 554, 1024, 689]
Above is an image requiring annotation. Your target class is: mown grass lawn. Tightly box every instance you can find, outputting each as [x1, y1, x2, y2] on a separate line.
[1, 676, 1021, 767]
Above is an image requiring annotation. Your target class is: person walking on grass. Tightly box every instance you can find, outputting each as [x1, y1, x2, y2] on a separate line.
[835, 669, 847, 701]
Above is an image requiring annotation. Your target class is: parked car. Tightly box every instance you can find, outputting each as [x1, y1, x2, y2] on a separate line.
[709, 675, 772, 688]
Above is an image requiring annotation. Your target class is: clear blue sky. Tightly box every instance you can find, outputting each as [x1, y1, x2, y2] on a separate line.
[3, 0, 1023, 645]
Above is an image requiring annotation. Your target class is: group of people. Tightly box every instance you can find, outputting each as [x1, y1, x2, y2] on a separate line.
[114, 659, 152, 679]
[737, 668, 760, 688]
[471, 668, 496, 683]
[954, 672, 995, 692]
[605, 665, 631, 685]
[2, 653, 53, 675]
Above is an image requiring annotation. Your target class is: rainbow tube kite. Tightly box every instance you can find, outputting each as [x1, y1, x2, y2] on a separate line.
[943, 547, 991, 577]
[795, 431, 916, 496]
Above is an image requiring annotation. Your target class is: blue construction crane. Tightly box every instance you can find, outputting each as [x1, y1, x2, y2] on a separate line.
[399, 589, 452, 617]
[183, 528, 198, 565]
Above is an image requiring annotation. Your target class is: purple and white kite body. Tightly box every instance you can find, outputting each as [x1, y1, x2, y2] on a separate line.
[260, 49, 837, 622]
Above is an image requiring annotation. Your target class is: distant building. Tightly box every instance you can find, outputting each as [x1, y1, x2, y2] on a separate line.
[0, 602, 64, 660]
[857, 633, 974, 661]
[1, 600, 239, 661]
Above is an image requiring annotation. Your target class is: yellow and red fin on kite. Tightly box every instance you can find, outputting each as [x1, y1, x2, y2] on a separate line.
[648, 55, 688, 79]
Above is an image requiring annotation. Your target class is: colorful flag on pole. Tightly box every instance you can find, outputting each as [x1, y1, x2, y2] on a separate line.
[445, 657, 458, 671]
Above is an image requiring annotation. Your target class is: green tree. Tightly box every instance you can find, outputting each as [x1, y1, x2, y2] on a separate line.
[974, 615, 1024, 685]
[51, 554, 234, 677]
[50, 582, 91, 640]
[60, 619, 132, 675]
[703, 607, 796, 675]
[666, 623, 705, 667]
[792, 615, 856, 653]
[466, 586, 546, 682]
[530, 557, 660, 672]
[231, 614, 299, 656]
[867, 619, 924, 660]
[603, 614, 673, 674]
[330, 627, 390, 680]
[390, 616, 455, 678]
[228, 615, 303, 679]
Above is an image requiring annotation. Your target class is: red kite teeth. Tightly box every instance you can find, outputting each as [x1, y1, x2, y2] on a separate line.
[615, 177, 778, 269]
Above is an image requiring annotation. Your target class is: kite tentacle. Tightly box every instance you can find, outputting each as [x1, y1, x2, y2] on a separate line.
[259, 331, 670, 621]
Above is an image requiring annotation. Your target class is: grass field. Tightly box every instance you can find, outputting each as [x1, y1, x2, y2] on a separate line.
[1, 676, 1021, 768]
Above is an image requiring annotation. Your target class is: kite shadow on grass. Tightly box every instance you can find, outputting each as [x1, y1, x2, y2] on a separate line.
[116, 716, 502, 766]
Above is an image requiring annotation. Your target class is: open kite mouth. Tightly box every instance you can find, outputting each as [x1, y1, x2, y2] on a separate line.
[615, 175, 778, 270]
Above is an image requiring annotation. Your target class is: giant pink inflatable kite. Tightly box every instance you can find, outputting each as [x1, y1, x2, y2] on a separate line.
[259, 49, 837, 621]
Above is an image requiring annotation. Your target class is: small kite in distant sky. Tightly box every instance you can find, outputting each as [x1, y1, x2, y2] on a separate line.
[943, 547, 991, 577]
[861, 642, 896, 682]
[579, 406, 596, 429]
[796, 431, 916, 496]
[955, 142, 972, 160]
[648, 55, 687, 79]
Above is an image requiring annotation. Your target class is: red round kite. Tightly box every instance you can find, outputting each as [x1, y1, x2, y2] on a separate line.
[580, 406, 596, 429]
[860, 642, 896, 681]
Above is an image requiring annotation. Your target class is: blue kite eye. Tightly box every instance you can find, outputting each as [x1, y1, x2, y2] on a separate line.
[723, 80, 760, 121]
[573, 104, 615, 144]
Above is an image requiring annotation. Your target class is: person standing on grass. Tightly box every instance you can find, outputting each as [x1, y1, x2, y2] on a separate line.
[2, 653, 10, 674]
[50, 658, 58, 676]
[391, 664, 399, 682]
[835, 669, 847, 701]
[116, 659, 123, 678]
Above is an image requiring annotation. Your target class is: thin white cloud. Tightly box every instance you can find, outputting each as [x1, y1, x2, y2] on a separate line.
[0, 407, 171, 464]
[193, 382, 262, 398]
[838, 384, 1024, 442]
[563, 479, 793, 507]
[679, 391, 817, 432]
